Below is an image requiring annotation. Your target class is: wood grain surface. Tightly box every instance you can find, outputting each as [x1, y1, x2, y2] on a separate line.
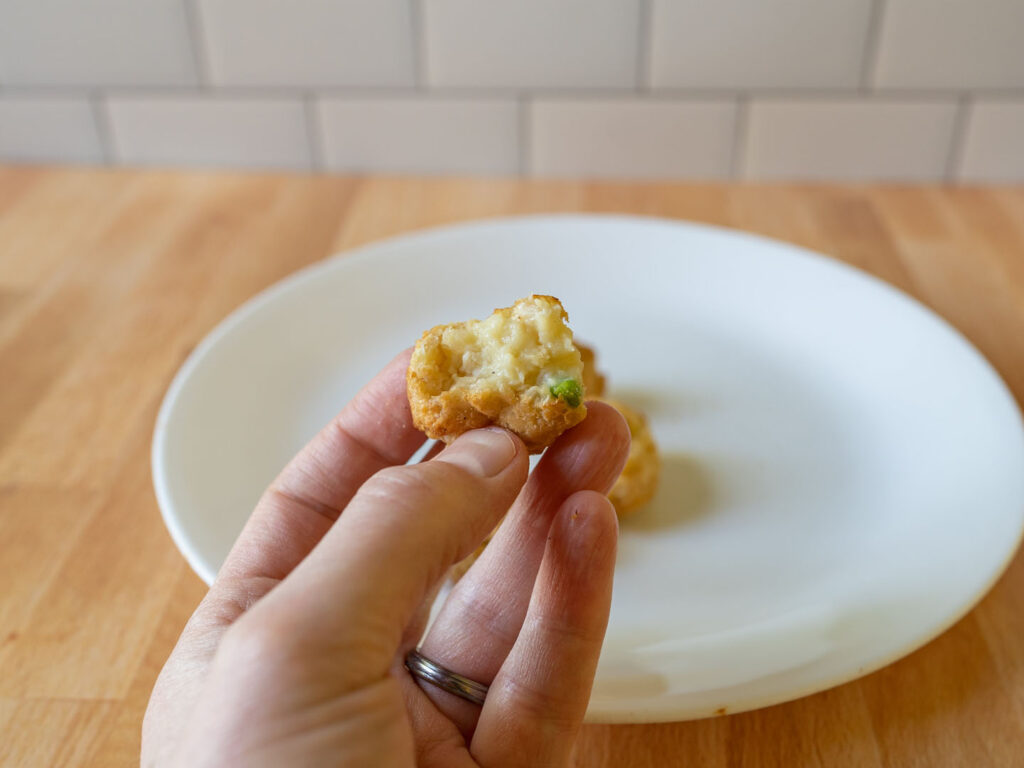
[1, 167, 1022, 767]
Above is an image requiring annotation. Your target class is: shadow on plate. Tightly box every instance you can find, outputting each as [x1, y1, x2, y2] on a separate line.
[621, 452, 714, 531]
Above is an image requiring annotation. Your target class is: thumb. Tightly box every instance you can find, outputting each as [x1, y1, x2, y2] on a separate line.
[249, 427, 529, 679]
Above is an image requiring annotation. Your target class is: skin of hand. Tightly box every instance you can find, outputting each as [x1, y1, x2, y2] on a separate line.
[142, 349, 630, 768]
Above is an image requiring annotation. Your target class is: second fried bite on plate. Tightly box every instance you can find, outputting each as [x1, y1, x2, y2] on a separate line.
[603, 399, 660, 518]
[577, 343, 661, 519]
[407, 295, 588, 454]
[577, 342, 607, 399]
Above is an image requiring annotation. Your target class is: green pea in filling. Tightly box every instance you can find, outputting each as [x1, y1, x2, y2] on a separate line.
[549, 378, 582, 408]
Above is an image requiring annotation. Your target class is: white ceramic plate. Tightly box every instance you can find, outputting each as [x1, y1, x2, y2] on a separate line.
[153, 215, 1024, 723]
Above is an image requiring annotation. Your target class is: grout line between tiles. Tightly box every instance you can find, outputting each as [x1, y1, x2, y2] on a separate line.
[730, 96, 750, 179]
[182, 0, 212, 88]
[0, 85, 115, 98]
[303, 94, 325, 172]
[944, 95, 972, 183]
[410, 0, 428, 89]
[90, 92, 117, 165]
[859, 0, 887, 92]
[2, 84, 1024, 102]
[518, 97, 531, 176]
[635, 0, 653, 91]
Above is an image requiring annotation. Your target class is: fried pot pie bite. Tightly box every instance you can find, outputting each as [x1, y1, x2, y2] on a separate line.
[576, 344, 661, 518]
[603, 398, 660, 518]
[407, 295, 587, 453]
[576, 341, 607, 399]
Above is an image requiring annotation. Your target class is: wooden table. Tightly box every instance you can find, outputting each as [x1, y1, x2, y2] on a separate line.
[1, 167, 1022, 767]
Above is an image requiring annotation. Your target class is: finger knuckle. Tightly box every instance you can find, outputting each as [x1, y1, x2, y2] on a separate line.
[445, 591, 522, 648]
[204, 575, 279, 626]
[531, 610, 605, 649]
[501, 678, 578, 732]
[362, 463, 466, 507]
[218, 614, 298, 669]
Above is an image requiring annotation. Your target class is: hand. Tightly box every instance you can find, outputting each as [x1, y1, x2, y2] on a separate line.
[143, 349, 630, 767]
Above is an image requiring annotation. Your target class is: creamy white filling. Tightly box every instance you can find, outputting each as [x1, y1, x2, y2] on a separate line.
[440, 297, 582, 399]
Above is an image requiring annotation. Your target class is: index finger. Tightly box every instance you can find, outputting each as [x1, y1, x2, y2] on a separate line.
[218, 348, 426, 582]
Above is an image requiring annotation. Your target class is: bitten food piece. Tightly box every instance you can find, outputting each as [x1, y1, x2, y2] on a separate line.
[407, 295, 587, 453]
[605, 398, 661, 518]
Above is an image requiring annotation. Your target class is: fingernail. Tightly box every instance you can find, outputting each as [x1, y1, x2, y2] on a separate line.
[558, 494, 618, 575]
[442, 428, 518, 477]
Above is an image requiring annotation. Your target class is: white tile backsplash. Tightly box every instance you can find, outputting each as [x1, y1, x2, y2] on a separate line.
[874, 0, 1024, 89]
[745, 100, 958, 181]
[958, 101, 1024, 183]
[649, 0, 875, 89]
[318, 98, 519, 175]
[0, 98, 105, 164]
[0, 1, 1019, 179]
[198, 0, 415, 87]
[530, 100, 736, 179]
[423, 0, 640, 89]
[0, 0, 196, 87]
[107, 97, 311, 170]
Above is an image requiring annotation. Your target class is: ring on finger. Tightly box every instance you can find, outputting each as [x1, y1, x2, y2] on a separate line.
[404, 649, 489, 706]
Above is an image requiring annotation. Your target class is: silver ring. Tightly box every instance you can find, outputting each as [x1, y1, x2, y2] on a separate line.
[404, 649, 489, 706]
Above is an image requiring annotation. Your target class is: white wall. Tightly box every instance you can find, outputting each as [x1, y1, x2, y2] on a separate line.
[1, 0, 1022, 181]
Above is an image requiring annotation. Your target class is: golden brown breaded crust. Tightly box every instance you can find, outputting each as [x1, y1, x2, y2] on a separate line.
[577, 341, 607, 398]
[604, 398, 660, 517]
[407, 295, 587, 454]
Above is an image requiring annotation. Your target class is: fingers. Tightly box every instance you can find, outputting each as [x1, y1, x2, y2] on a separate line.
[244, 428, 530, 688]
[217, 348, 425, 583]
[471, 491, 618, 768]
[414, 402, 629, 734]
